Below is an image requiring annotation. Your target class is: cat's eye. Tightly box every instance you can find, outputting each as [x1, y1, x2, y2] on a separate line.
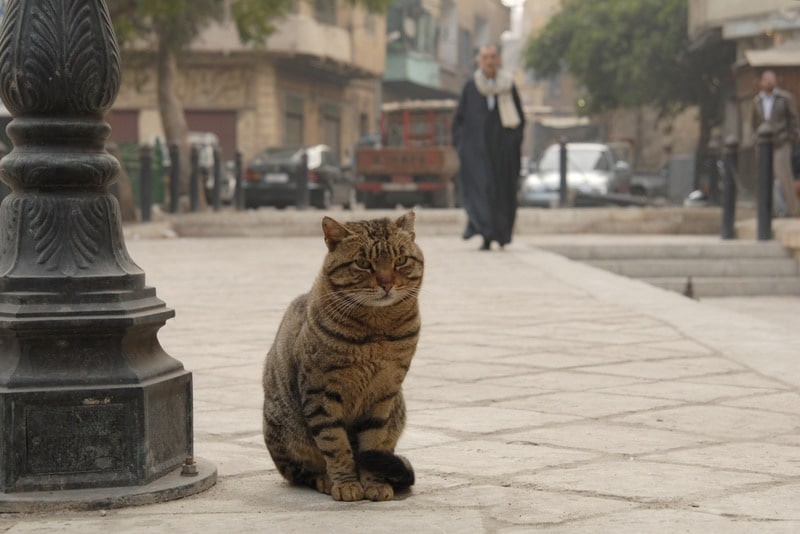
[354, 258, 372, 270]
[395, 256, 409, 267]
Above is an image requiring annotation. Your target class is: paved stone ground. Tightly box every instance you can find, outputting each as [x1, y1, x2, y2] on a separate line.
[2, 228, 799, 532]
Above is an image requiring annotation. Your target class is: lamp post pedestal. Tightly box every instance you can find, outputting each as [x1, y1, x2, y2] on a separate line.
[0, 0, 215, 510]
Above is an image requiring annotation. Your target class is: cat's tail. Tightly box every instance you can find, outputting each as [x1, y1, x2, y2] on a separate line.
[357, 451, 415, 490]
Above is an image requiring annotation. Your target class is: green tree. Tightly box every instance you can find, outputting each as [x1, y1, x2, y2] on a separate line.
[524, 0, 734, 175]
[107, 0, 392, 205]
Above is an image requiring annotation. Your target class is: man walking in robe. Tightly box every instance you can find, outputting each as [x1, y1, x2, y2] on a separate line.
[452, 44, 525, 250]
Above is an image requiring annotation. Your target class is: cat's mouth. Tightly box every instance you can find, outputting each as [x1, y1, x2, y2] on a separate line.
[369, 290, 397, 307]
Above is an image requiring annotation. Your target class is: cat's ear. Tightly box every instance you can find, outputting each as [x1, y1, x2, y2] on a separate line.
[395, 211, 416, 240]
[322, 216, 350, 251]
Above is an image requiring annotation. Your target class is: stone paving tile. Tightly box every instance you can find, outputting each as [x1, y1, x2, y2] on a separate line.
[503, 422, 711, 455]
[721, 391, 800, 415]
[613, 405, 800, 440]
[410, 361, 530, 382]
[514, 508, 800, 534]
[406, 381, 543, 404]
[595, 379, 778, 403]
[578, 356, 747, 380]
[415, 341, 532, 362]
[492, 390, 683, 418]
[516, 460, 775, 503]
[488, 369, 650, 392]
[411, 406, 579, 434]
[683, 371, 792, 390]
[583, 341, 716, 362]
[495, 350, 622, 369]
[410, 439, 598, 478]
[396, 426, 458, 450]
[641, 442, 800, 477]
[420, 486, 637, 528]
[696, 484, 800, 521]
[771, 433, 800, 447]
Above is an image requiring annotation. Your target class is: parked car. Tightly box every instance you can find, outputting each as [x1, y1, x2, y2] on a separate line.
[243, 145, 357, 210]
[519, 142, 632, 207]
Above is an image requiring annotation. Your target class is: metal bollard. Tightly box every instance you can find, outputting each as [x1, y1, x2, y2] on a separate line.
[235, 150, 244, 211]
[721, 136, 738, 240]
[707, 138, 721, 206]
[189, 145, 199, 212]
[296, 151, 309, 209]
[756, 122, 774, 241]
[140, 144, 153, 222]
[169, 142, 180, 214]
[559, 137, 568, 207]
[212, 146, 222, 212]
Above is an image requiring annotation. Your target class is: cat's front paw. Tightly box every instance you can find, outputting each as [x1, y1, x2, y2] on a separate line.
[313, 475, 332, 495]
[330, 480, 364, 502]
[364, 482, 394, 502]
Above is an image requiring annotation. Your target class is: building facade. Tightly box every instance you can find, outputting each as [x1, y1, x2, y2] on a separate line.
[110, 1, 387, 165]
[380, 0, 510, 102]
[690, 0, 800, 190]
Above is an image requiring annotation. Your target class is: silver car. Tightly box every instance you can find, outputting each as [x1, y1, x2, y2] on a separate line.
[519, 142, 631, 207]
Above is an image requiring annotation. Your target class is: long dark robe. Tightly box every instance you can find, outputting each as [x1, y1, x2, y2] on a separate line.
[452, 79, 525, 246]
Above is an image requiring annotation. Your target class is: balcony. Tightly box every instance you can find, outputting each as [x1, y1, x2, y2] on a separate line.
[190, 14, 384, 79]
[690, 0, 800, 39]
[383, 51, 453, 99]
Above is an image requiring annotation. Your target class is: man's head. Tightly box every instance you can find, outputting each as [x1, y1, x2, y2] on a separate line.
[477, 44, 499, 79]
[760, 70, 777, 93]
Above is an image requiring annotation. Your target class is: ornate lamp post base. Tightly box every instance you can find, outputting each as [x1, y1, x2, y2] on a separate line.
[0, 0, 216, 508]
[0, 459, 216, 512]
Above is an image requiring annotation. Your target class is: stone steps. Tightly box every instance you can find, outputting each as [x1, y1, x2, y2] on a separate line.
[587, 258, 798, 278]
[641, 276, 800, 297]
[535, 239, 800, 298]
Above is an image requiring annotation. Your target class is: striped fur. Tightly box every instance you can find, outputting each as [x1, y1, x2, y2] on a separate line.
[263, 212, 422, 502]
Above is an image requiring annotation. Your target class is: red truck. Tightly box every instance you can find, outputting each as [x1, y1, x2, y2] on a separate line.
[356, 99, 459, 209]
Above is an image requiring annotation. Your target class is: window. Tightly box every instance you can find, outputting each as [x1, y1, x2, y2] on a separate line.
[320, 101, 341, 158]
[283, 94, 304, 147]
[474, 16, 489, 49]
[364, 12, 375, 34]
[314, 0, 336, 25]
[458, 28, 473, 72]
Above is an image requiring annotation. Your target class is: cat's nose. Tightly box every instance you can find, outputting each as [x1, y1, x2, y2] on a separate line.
[377, 274, 394, 293]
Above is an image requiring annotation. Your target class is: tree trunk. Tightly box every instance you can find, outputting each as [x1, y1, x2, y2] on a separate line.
[695, 106, 713, 191]
[155, 34, 206, 210]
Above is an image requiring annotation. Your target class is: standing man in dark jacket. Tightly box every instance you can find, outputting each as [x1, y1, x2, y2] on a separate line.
[452, 44, 525, 250]
[752, 70, 799, 217]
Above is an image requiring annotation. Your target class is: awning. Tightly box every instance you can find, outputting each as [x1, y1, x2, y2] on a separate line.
[745, 41, 800, 67]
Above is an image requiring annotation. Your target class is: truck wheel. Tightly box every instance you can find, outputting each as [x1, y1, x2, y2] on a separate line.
[364, 193, 383, 209]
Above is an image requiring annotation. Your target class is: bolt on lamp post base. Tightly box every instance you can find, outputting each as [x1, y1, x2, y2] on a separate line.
[0, 458, 216, 512]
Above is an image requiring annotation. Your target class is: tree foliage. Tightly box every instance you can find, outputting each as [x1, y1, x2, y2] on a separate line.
[524, 0, 733, 118]
[108, 0, 393, 50]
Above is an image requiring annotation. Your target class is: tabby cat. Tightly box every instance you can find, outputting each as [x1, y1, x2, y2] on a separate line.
[262, 212, 423, 502]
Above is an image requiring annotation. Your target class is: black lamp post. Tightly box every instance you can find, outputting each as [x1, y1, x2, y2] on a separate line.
[0, 0, 214, 509]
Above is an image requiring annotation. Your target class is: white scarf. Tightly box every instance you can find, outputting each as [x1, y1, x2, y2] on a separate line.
[473, 69, 521, 129]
